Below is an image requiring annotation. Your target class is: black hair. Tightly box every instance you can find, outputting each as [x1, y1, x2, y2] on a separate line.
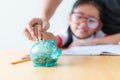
[62, 27, 73, 48]
[62, 0, 102, 48]
[71, 0, 102, 18]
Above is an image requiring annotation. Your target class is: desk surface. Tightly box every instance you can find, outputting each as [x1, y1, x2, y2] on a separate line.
[0, 49, 120, 80]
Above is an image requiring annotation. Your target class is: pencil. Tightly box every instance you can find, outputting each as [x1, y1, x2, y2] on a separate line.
[11, 57, 31, 65]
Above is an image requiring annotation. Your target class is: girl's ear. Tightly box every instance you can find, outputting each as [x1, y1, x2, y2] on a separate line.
[68, 14, 72, 23]
[95, 22, 103, 32]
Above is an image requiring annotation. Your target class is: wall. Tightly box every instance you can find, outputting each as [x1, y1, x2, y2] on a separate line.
[0, 0, 76, 50]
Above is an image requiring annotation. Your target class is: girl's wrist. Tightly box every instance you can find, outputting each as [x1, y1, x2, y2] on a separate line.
[92, 38, 100, 45]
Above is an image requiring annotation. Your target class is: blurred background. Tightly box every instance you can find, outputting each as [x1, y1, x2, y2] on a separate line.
[0, 0, 76, 50]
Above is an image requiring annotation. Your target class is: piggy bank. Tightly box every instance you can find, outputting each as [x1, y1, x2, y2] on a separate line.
[30, 40, 62, 67]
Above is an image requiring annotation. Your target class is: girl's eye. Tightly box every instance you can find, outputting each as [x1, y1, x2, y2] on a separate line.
[89, 19, 95, 23]
[88, 18, 97, 23]
[77, 15, 82, 19]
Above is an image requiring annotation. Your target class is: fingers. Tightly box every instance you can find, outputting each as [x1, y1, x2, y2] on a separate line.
[29, 18, 50, 32]
[26, 24, 34, 37]
[26, 24, 38, 41]
[23, 27, 35, 41]
[29, 18, 42, 27]
[24, 18, 50, 41]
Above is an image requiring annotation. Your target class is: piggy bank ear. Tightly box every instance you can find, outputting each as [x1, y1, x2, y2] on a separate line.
[51, 40, 56, 45]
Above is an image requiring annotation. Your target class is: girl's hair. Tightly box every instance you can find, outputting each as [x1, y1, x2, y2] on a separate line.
[62, 27, 73, 48]
[71, 0, 102, 18]
[62, 0, 102, 48]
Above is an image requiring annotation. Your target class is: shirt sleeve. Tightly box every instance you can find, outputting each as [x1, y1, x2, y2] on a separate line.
[55, 29, 68, 47]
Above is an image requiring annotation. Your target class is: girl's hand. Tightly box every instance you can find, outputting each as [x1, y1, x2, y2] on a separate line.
[23, 18, 50, 41]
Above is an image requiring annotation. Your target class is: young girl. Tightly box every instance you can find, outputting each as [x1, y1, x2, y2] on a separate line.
[41, 0, 106, 48]
[24, 0, 106, 48]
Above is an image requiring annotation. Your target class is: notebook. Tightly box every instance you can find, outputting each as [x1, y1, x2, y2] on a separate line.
[62, 44, 120, 55]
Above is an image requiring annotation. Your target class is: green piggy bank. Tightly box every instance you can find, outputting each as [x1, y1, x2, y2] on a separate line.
[30, 40, 62, 67]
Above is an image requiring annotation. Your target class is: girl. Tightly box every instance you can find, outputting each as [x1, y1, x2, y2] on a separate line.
[42, 0, 106, 48]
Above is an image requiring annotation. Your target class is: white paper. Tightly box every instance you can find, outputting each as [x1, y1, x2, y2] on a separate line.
[62, 44, 120, 55]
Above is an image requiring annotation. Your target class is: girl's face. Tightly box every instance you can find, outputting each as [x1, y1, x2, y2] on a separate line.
[69, 4, 101, 39]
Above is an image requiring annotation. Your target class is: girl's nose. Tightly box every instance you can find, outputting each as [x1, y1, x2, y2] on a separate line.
[80, 18, 87, 22]
[77, 18, 87, 25]
[78, 21, 87, 29]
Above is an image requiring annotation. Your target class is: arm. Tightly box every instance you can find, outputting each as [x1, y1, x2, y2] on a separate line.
[92, 33, 120, 45]
[24, 0, 62, 41]
[39, 0, 62, 20]
[69, 33, 120, 48]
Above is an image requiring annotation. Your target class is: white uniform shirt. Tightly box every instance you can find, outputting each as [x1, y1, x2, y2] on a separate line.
[55, 29, 106, 47]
